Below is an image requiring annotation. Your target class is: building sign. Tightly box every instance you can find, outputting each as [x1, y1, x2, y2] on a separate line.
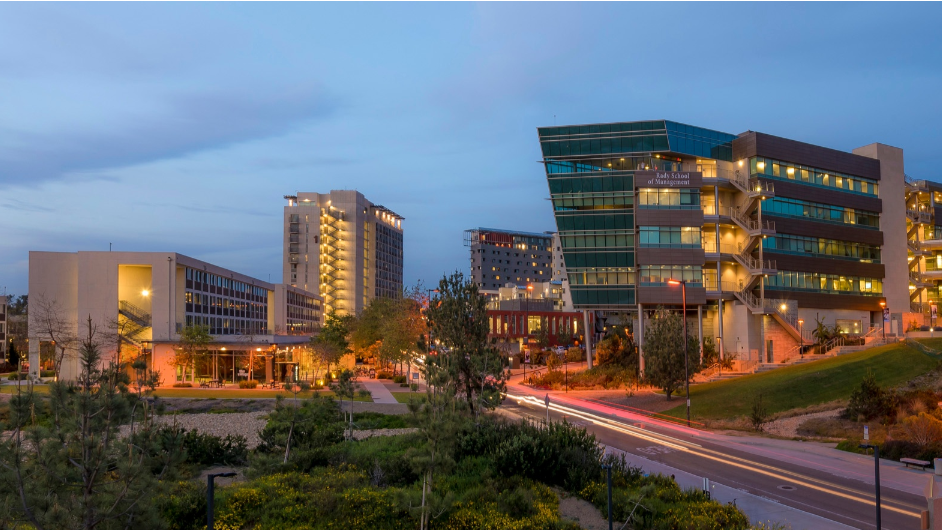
[635, 171, 702, 188]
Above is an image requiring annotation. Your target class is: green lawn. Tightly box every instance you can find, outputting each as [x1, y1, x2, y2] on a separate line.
[0, 384, 50, 394]
[150, 388, 373, 401]
[662, 342, 937, 421]
[391, 392, 426, 404]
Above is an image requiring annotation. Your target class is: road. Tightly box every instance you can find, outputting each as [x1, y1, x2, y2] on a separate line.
[502, 388, 925, 530]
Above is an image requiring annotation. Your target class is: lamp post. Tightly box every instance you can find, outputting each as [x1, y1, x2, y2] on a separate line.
[858, 443, 882, 530]
[879, 301, 886, 340]
[667, 279, 690, 427]
[207, 472, 237, 530]
[798, 319, 804, 359]
[525, 284, 533, 382]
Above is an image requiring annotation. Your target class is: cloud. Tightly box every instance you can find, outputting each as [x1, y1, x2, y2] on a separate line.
[0, 83, 342, 188]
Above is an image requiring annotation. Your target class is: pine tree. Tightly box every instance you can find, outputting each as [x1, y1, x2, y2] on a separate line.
[0, 317, 184, 530]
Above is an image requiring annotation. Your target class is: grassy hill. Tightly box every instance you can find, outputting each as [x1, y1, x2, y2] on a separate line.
[662, 342, 937, 421]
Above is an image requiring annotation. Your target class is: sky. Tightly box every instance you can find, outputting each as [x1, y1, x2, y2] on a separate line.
[2, 2, 942, 297]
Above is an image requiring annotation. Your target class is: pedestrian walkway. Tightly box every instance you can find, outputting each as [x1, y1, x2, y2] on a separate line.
[360, 380, 398, 404]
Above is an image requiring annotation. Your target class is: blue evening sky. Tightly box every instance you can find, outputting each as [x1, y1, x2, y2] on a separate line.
[2, 2, 941, 296]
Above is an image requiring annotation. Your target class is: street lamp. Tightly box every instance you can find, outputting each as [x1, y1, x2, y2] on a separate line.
[879, 301, 886, 340]
[207, 472, 237, 530]
[525, 284, 533, 382]
[797, 319, 804, 359]
[666, 279, 691, 427]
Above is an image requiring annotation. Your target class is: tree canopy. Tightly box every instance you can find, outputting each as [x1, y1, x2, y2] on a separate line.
[643, 308, 701, 399]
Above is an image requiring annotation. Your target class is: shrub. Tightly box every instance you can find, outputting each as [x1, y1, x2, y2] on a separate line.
[896, 412, 942, 447]
[410, 383, 418, 391]
[530, 365, 635, 390]
[238, 380, 258, 389]
[39, 370, 56, 378]
[172, 382, 193, 388]
[0, 361, 15, 373]
[156, 480, 207, 530]
[565, 347, 584, 363]
[545, 350, 563, 372]
[376, 371, 394, 380]
[393, 375, 407, 384]
[750, 394, 768, 432]
[7, 373, 27, 381]
[182, 430, 248, 466]
[842, 371, 895, 421]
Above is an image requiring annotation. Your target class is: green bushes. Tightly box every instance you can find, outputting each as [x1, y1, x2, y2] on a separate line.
[376, 371, 394, 380]
[393, 375, 407, 384]
[39, 370, 56, 378]
[239, 380, 258, 389]
[172, 382, 193, 388]
[156, 480, 206, 530]
[182, 430, 248, 466]
[530, 365, 636, 390]
[842, 371, 896, 421]
[7, 372, 27, 381]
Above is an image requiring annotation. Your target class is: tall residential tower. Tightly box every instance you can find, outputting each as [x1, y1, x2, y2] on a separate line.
[284, 190, 404, 315]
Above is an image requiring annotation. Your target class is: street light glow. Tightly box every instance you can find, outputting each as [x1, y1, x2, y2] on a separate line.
[141, 289, 150, 297]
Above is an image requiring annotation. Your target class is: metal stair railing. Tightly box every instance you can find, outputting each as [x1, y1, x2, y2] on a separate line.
[119, 300, 152, 327]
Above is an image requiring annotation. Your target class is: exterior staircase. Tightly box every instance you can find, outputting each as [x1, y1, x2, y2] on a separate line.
[118, 300, 152, 328]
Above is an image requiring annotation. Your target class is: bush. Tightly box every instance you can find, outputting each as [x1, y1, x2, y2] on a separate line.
[410, 383, 418, 391]
[376, 371, 394, 380]
[39, 370, 56, 378]
[565, 347, 584, 363]
[182, 430, 248, 466]
[239, 380, 258, 389]
[842, 371, 895, 421]
[0, 361, 15, 373]
[172, 382, 193, 388]
[530, 365, 635, 390]
[895, 412, 942, 447]
[393, 375, 407, 384]
[7, 373, 27, 381]
[156, 480, 207, 530]
[750, 394, 768, 432]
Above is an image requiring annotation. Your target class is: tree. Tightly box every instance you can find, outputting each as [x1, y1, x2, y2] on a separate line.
[595, 328, 637, 368]
[555, 325, 574, 349]
[8, 341, 20, 367]
[405, 351, 460, 530]
[7, 294, 28, 316]
[643, 308, 702, 400]
[329, 369, 356, 439]
[309, 311, 351, 380]
[174, 325, 212, 383]
[0, 317, 184, 530]
[30, 294, 78, 378]
[104, 314, 149, 366]
[426, 272, 506, 417]
[533, 317, 550, 350]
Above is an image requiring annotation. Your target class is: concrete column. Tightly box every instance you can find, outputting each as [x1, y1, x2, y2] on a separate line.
[716, 297, 724, 360]
[698, 305, 704, 364]
[28, 337, 40, 380]
[637, 304, 645, 377]
[583, 310, 593, 369]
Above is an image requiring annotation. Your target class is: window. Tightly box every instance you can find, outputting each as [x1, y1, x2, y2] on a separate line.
[765, 271, 882, 295]
[637, 188, 700, 209]
[750, 157, 878, 197]
[638, 265, 702, 286]
[639, 226, 701, 248]
[765, 234, 881, 263]
[761, 198, 879, 229]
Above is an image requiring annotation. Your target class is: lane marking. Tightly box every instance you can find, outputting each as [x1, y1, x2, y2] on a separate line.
[506, 394, 921, 518]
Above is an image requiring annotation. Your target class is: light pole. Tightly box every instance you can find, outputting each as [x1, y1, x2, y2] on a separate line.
[879, 300, 886, 340]
[798, 319, 804, 359]
[524, 284, 533, 382]
[667, 279, 690, 427]
[207, 472, 237, 530]
[859, 443, 882, 530]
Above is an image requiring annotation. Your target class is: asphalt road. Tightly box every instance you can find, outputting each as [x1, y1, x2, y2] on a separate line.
[502, 392, 923, 530]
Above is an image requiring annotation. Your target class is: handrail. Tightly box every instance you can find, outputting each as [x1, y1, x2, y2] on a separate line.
[119, 300, 152, 327]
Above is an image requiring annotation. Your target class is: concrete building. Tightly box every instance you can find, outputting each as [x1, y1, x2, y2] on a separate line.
[902, 178, 942, 327]
[283, 191, 404, 316]
[465, 228, 554, 294]
[538, 120, 913, 369]
[28, 251, 322, 382]
[550, 233, 575, 311]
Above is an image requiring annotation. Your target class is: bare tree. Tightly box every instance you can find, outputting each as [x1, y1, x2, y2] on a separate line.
[30, 294, 78, 379]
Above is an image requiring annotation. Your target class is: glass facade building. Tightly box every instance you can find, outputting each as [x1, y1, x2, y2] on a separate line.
[539, 119, 908, 366]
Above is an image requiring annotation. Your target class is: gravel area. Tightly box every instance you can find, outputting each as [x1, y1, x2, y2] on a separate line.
[763, 409, 841, 438]
[351, 428, 418, 440]
[120, 412, 269, 449]
[558, 492, 608, 530]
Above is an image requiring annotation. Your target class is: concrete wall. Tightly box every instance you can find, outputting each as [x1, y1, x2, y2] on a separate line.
[853, 143, 907, 313]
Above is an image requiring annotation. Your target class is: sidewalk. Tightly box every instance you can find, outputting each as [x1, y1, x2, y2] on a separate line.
[359, 380, 398, 404]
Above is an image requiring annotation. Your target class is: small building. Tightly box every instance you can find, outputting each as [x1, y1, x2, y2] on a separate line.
[28, 251, 323, 383]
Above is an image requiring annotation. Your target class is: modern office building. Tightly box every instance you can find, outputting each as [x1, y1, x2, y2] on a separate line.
[28, 251, 322, 382]
[550, 233, 575, 311]
[904, 179, 942, 322]
[465, 228, 554, 294]
[538, 120, 912, 368]
[283, 191, 404, 316]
